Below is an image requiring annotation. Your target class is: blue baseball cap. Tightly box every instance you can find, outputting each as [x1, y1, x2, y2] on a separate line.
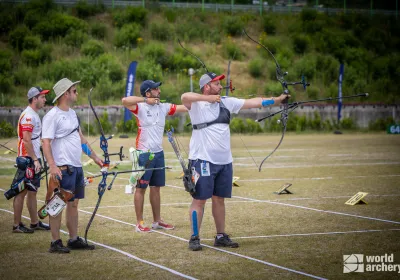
[140, 80, 162, 96]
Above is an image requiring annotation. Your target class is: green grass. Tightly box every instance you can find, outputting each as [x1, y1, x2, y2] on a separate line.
[0, 133, 399, 279]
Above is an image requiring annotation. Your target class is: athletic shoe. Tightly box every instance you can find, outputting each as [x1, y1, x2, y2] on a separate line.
[152, 220, 174, 230]
[136, 221, 151, 233]
[67, 236, 95, 250]
[49, 239, 70, 253]
[189, 235, 202, 251]
[30, 221, 50, 230]
[13, 222, 34, 233]
[214, 233, 239, 248]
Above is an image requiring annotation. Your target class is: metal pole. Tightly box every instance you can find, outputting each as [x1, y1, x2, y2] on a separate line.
[189, 68, 194, 92]
[173, 0, 175, 7]
[142, 0, 145, 8]
[202, 0, 204, 12]
[260, 0, 262, 16]
[112, 0, 114, 9]
[231, 0, 234, 15]
[370, 0, 373, 16]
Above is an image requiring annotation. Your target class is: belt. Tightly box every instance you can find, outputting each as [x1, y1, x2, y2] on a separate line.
[58, 165, 69, 171]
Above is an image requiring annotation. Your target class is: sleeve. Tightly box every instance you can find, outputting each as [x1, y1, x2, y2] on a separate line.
[223, 97, 245, 114]
[167, 103, 177, 116]
[20, 113, 34, 133]
[130, 103, 140, 115]
[41, 113, 56, 140]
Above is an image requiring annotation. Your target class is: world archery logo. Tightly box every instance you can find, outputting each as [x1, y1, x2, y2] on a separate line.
[343, 254, 364, 273]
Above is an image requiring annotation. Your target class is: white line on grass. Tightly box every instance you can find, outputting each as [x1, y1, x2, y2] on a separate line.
[233, 195, 400, 225]
[200, 229, 400, 241]
[76, 209, 327, 280]
[80, 193, 400, 209]
[164, 185, 400, 225]
[238, 174, 400, 182]
[0, 208, 197, 280]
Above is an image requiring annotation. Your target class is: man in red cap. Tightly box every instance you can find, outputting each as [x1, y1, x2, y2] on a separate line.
[13, 86, 51, 233]
[181, 72, 288, 251]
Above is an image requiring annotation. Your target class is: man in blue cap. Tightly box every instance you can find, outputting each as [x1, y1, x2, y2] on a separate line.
[122, 80, 188, 232]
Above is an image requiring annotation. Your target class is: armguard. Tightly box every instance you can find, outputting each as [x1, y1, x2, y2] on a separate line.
[82, 143, 92, 156]
[262, 99, 275, 107]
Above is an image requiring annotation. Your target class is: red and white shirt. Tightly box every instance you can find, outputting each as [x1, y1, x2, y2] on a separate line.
[130, 103, 177, 153]
[17, 106, 42, 159]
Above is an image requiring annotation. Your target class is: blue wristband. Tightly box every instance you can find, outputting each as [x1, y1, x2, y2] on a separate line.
[262, 99, 275, 107]
[81, 143, 91, 156]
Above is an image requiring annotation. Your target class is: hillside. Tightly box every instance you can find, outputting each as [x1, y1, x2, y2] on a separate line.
[0, 0, 399, 108]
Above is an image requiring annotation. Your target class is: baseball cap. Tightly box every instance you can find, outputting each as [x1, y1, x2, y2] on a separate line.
[199, 72, 225, 90]
[140, 80, 162, 97]
[27, 87, 50, 99]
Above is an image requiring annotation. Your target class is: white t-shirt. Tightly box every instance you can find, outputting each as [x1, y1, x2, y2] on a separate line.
[188, 96, 244, 164]
[42, 106, 82, 167]
[130, 103, 177, 153]
[17, 106, 42, 159]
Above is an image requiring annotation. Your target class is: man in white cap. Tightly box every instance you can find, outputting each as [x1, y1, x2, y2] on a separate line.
[12, 86, 51, 233]
[122, 80, 187, 232]
[181, 72, 289, 251]
[42, 78, 103, 253]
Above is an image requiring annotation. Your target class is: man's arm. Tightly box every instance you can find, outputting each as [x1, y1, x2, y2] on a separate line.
[122, 96, 160, 111]
[22, 131, 41, 173]
[42, 138, 62, 180]
[241, 94, 289, 110]
[175, 105, 188, 113]
[79, 129, 103, 168]
[181, 93, 221, 110]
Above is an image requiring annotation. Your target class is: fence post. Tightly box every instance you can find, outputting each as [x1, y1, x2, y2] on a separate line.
[260, 0, 263, 16]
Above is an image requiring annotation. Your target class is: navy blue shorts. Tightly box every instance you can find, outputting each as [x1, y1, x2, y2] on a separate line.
[26, 158, 42, 192]
[190, 159, 233, 200]
[137, 151, 165, 188]
[59, 166, 85, 201]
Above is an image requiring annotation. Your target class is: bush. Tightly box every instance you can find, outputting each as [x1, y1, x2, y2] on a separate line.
[75, 0, 105, 19]
[95, 54, 123, 82]
[292, 34, 310, 54]
[340, 117, 355, 130]
[0, 75, 13, 96]
[368, 117, 394, 131]
[33, 13, 88, 40]
[300, 8, 318, 22]
[97, 111, 112, 134]
[262, 16, 276, 35]
[167, 51, 197, 71]
[113, 7, 147, 28]
[114, 23, 141, 48]
[222, 16, 244, 37]
[136, 60, 163, 81]
[224, 40, 243, 60]
[0, 121, 16, 138]
[150, 22, 173, 41]
[165, 118, 180, 133]
[117, 119, 137, 134]
[248, 58, 263, 78]
[80, 121, 97, 135]
[164, 9, 177, 23]
[0, 50, 13, 75]
[81, 40, 104, 57]
[143, 42, 168, 68]
[22, 35, 41, 50]
[9, 25, 30, 52]
[64, 29, 88, 48]
[21, 49, 42, 66]
[90, 22, 107, 39]
[0, 7, 15, 34]
[24, 10, 42, 29]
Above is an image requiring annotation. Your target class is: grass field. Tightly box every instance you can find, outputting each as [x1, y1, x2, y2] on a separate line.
[0, 133, 399, 280]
